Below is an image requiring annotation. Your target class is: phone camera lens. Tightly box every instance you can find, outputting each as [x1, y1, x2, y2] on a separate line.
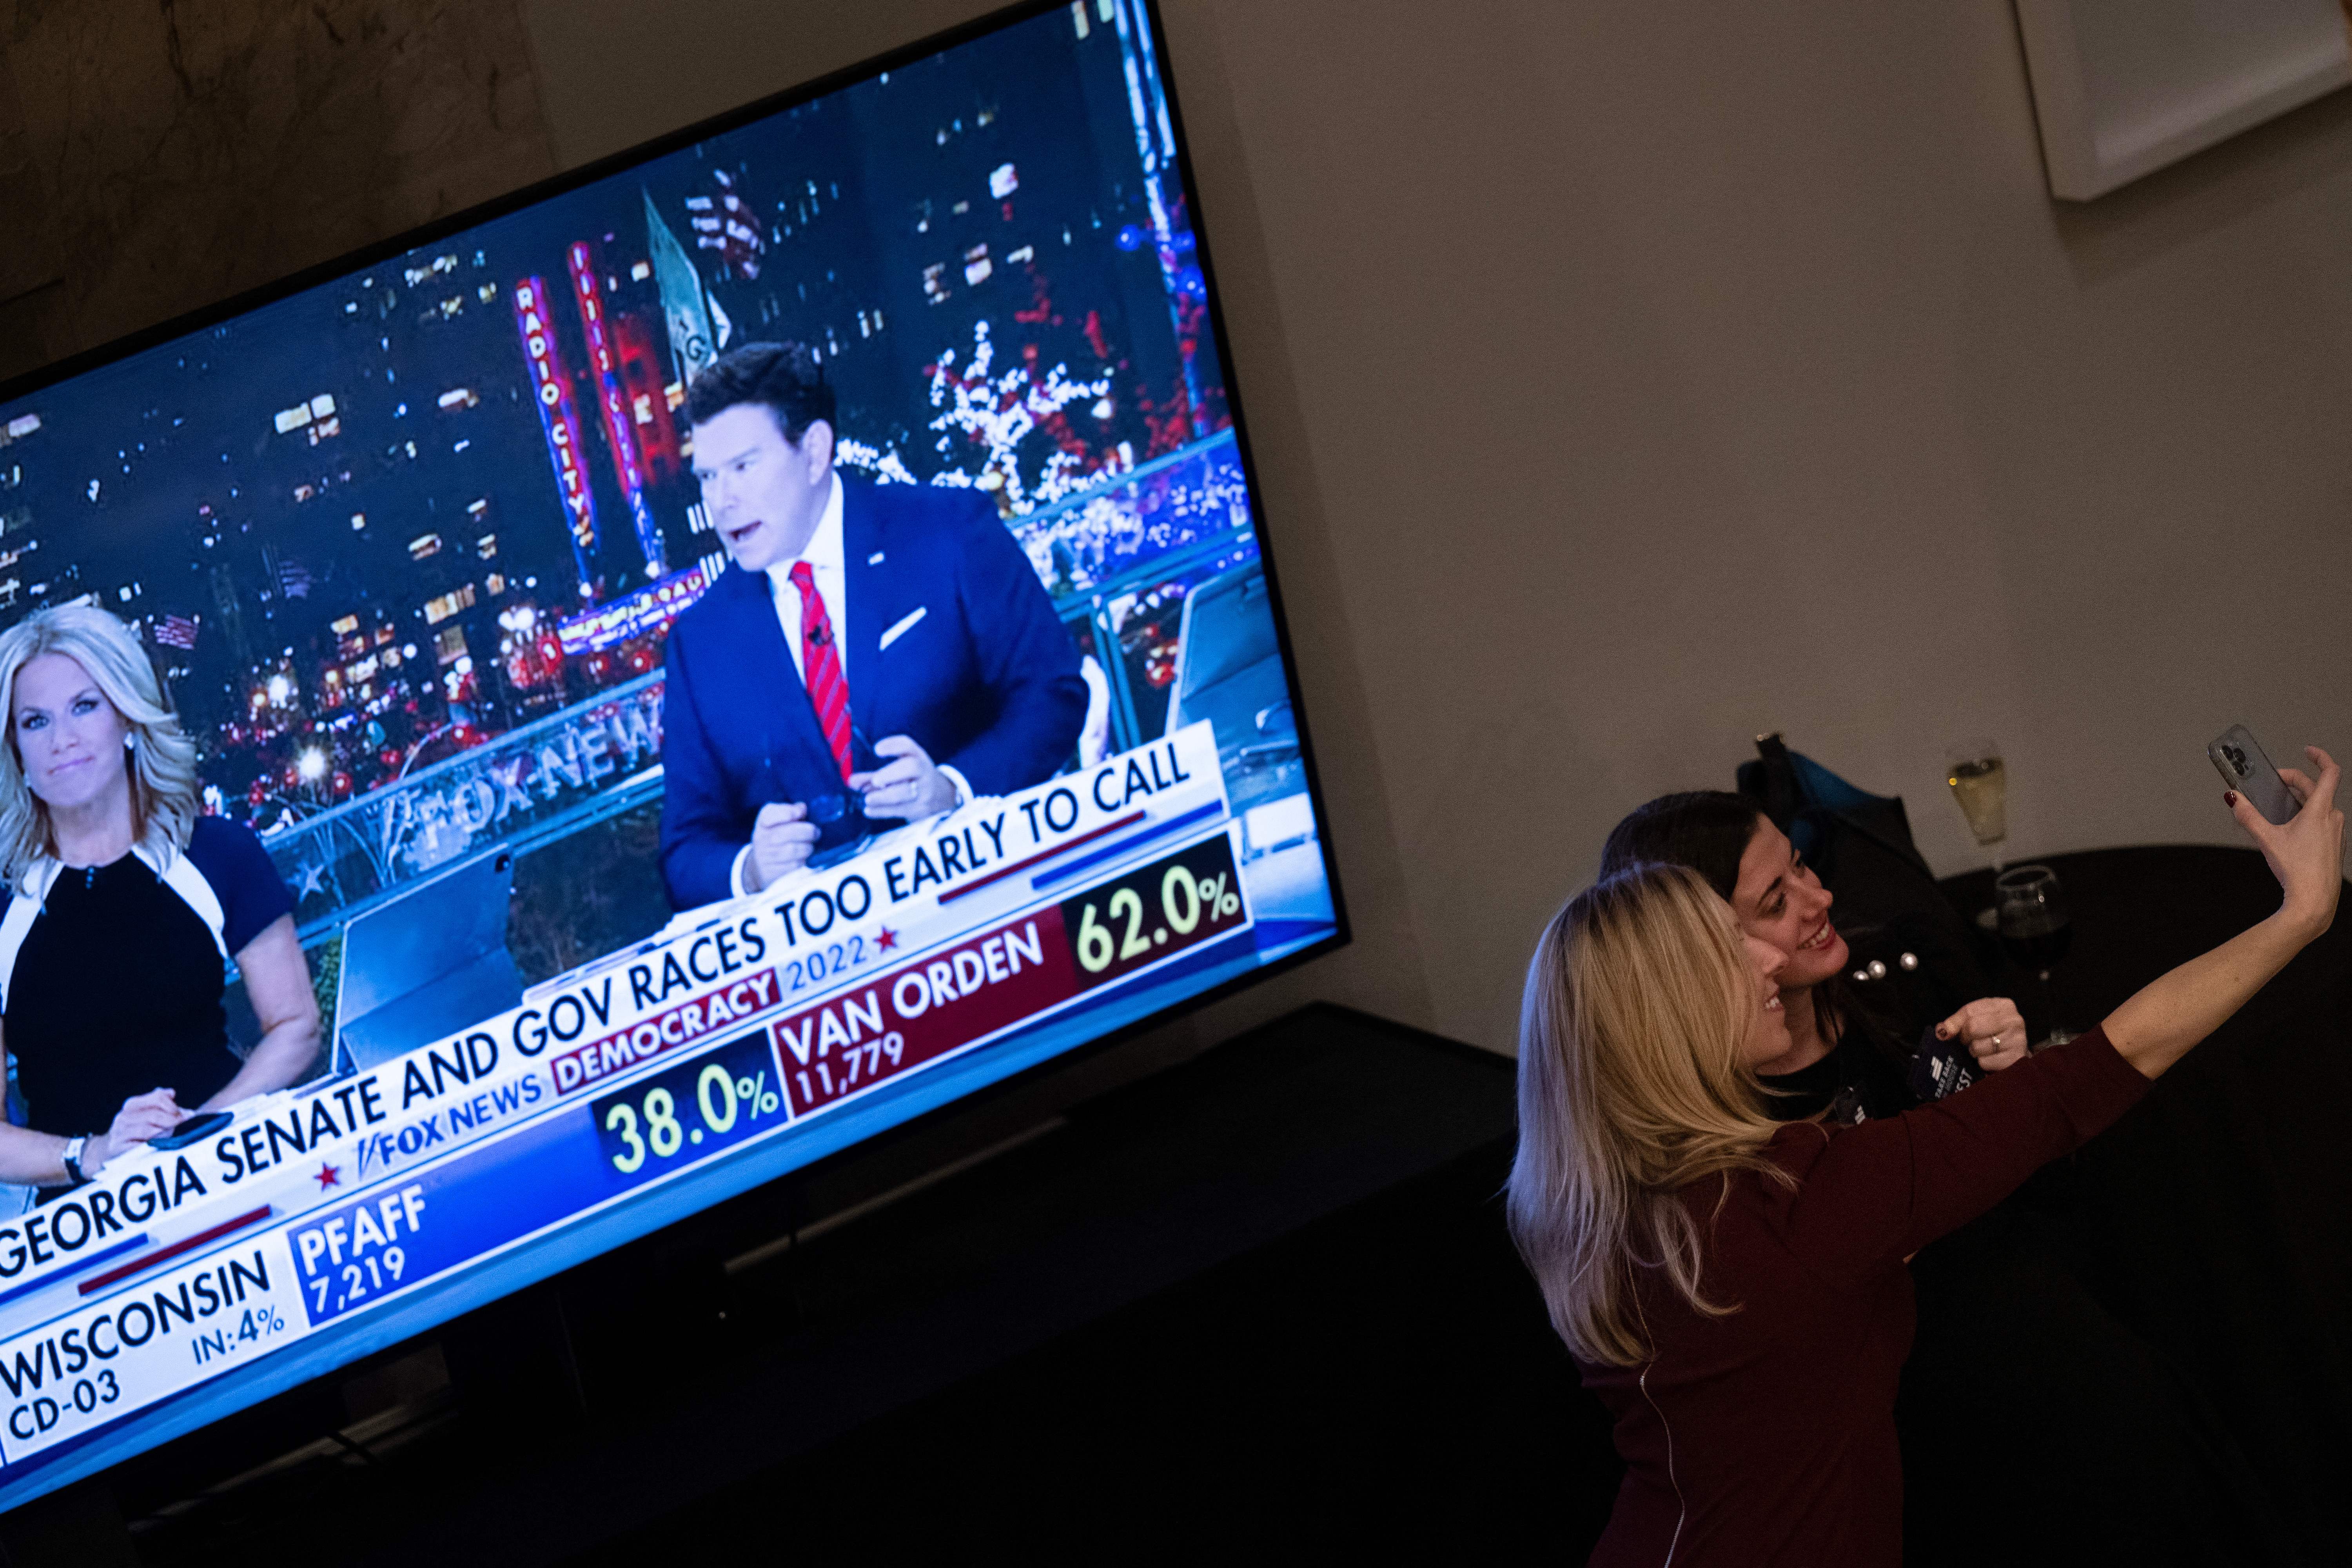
[2223, 745, 2247, 775]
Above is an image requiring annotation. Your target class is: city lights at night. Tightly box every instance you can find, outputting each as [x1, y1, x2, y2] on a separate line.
[0, 0, 1255, 951]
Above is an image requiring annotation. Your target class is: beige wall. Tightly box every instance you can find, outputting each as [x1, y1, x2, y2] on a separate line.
[0, 0, 553, 380]
[8, 2, 2350, 1055]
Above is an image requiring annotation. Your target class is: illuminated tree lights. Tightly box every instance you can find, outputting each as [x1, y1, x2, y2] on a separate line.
[924, 321, 1112, 513]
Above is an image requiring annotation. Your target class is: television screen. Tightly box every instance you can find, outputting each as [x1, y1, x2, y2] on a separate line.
[0, 0, 1339, 1507]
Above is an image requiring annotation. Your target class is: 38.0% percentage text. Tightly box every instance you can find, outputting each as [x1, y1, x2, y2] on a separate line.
[592, 1031, 790, 1186]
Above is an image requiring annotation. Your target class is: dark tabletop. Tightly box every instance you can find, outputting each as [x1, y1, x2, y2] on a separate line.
[1935, 846, 2352, 1564]
[1943, 844, 2344, 1027]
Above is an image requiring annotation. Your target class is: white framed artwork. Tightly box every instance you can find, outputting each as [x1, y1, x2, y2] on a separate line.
[2014, 0, 2352, 199]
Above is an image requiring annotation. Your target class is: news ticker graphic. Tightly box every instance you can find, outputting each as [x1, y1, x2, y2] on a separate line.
[0, 725, 1241, 1468]
[0, 1241, 308, 1460]
[291, 830, 1246, 1330]
[592, 1030, 785, 1187]
[775, 831, 1246, 1118]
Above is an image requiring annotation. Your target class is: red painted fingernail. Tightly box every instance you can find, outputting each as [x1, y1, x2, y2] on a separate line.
[2224, 791, 2238, 807]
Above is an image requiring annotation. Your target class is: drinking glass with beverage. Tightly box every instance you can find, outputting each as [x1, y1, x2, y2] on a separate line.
[1995, 863, 2074, 1048]
[1945, 738, 2009, 862]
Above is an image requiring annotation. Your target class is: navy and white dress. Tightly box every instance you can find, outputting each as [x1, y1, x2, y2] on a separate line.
[0, 817, 292, 1137]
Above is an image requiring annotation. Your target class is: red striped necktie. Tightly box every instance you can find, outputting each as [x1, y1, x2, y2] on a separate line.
[789, 559, 854, 782]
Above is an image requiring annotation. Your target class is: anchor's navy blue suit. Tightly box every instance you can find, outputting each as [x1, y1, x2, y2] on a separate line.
[658, 476, 1086, 909]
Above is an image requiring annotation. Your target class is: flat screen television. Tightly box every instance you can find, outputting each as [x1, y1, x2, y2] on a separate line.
[0, 0, 1341, 1510]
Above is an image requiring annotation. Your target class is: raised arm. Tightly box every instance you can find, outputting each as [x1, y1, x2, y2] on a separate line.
[2103, 747, 2342, 1079]
[1783, 746, 2340, 1273]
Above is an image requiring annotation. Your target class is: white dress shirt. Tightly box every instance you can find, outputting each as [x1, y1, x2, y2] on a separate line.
[764, 471, 850, 687]
[730, 470, 966, 897]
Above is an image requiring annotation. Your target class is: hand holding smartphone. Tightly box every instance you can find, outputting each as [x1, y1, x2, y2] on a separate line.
[147, 1109, 234, 1151]
[2209, 725, 2300, 827]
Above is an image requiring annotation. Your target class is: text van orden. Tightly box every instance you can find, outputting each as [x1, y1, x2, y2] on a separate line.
[774, 919, 1049, 1069]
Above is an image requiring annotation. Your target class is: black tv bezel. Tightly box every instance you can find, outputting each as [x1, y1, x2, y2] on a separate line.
[0, 0, 1351, 1506]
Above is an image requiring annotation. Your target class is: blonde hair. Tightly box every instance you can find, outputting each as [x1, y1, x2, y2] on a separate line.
[1507, 862, 1795, 1367]
[0, 605, 202, 891]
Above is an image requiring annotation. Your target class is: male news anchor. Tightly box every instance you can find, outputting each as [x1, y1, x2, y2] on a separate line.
[659, 341, 1087, 909]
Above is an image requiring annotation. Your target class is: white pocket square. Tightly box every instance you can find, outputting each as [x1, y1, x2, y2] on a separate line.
[878, 606, 928, 652]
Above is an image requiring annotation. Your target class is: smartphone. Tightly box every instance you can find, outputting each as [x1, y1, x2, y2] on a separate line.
[1909, 1024, 1982, 1102]
[2208, 725, 2299, 826]
[147, 1109, 234, 1151]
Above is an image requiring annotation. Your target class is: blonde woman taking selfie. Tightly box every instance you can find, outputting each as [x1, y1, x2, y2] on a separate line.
[1510, 751, 2341, 1567]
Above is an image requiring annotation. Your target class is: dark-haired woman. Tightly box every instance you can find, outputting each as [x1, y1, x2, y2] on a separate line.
[1600, 789, 2025, 1121]
[1513, 755, 2340, 1566]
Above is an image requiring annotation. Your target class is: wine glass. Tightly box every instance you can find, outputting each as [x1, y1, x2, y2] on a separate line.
[1995, 864, 2074, 1049]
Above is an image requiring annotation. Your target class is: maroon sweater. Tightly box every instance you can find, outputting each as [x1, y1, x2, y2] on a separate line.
[1578, 1026, 2150, 1567]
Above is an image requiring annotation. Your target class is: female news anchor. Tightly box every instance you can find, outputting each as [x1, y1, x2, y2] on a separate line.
[1510, 752, 2341, 1566]
[0, 606, 319, 1189]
